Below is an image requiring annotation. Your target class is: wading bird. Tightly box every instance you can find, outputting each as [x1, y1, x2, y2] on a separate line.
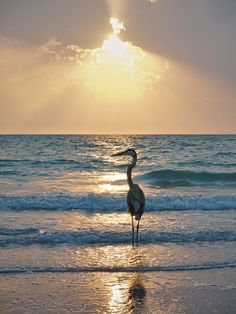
[112, 149, 145, 245]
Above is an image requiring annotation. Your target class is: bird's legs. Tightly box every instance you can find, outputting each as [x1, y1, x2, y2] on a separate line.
[136, 220, 140, 245]
[131, 215, 134, 246]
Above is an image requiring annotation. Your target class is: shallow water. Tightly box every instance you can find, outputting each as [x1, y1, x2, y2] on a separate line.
[0, 135, 236, 312]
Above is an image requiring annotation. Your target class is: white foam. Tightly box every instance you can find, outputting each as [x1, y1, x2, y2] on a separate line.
[0, 192, 236, 211]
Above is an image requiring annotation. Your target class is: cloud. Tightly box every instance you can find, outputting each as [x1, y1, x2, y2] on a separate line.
[0, 36, 84, 132]
[0, 0, 236, 134]
[0, 32, 166, 133]
[38, 34, 163, 95]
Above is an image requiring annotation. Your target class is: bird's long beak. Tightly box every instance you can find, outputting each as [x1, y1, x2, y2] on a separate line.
[111, 151, 126, 157]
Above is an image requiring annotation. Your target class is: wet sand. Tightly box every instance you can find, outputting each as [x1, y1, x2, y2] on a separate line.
[1, 268, 236, 314]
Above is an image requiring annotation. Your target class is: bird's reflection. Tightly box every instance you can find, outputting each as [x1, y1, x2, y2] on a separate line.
[107, 273, 147, 314]
[128, 248, 147, 312]
[107, 247, 147, 313]
[128, 273, 147, 313]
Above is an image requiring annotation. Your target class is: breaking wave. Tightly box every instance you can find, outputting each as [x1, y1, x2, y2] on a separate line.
[0, 192, 235, 211]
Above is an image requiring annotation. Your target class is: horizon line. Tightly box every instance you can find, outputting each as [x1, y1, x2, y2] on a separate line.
[0, 133, 236, 136]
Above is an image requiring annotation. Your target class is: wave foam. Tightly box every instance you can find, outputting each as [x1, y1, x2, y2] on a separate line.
[0, 192, 236, 211]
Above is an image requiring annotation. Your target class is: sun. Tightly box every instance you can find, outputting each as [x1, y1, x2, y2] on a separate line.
[76, 16, 163, 102]
[102, 18, 132, 63]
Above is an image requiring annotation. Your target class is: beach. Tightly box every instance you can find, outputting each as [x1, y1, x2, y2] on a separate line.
[1, 269, 236, 313]
[0, 134, 236, 313]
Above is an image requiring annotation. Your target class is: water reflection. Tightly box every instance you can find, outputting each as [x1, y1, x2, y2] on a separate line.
[127, 248, 147, 313]
[97, 172, 127, 193]
[72, 244, 186, 313]
[106, 272, 146, 314]
[106, 248, 147, 313]
[128, 273, 147, 313]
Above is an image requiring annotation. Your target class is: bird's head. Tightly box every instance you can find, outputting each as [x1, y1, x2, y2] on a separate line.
[111, 148, 137, 158]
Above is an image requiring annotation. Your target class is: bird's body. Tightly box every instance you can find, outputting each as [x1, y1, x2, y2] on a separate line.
[112, 149, 145, 245]
[127, 184, 145, 220]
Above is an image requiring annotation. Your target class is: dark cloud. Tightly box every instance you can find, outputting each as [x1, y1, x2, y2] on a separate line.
[121, 0, 236, 85]
[0, 0, 109, 47]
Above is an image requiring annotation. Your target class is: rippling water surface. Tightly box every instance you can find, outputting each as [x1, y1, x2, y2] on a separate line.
[0, 135, 236, 271]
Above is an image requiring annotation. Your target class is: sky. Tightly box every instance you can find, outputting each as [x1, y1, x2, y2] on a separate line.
[0, 0, 235, 134]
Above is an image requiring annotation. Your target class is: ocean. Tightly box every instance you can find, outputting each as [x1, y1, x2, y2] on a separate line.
[0, 135, 236, 312]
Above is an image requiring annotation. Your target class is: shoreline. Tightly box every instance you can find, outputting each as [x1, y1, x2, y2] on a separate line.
[1, 262, 236, 274]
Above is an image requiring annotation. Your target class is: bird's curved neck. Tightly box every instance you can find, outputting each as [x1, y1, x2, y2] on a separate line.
[127, 156, 137, 188]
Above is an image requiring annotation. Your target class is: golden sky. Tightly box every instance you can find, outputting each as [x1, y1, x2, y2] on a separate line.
[0, 0, 236, 134]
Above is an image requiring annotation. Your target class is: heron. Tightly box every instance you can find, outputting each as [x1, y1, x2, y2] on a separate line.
[111, 149, 145, 245]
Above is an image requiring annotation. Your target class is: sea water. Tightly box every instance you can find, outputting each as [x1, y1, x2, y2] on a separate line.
[0, 135, 236, 272]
